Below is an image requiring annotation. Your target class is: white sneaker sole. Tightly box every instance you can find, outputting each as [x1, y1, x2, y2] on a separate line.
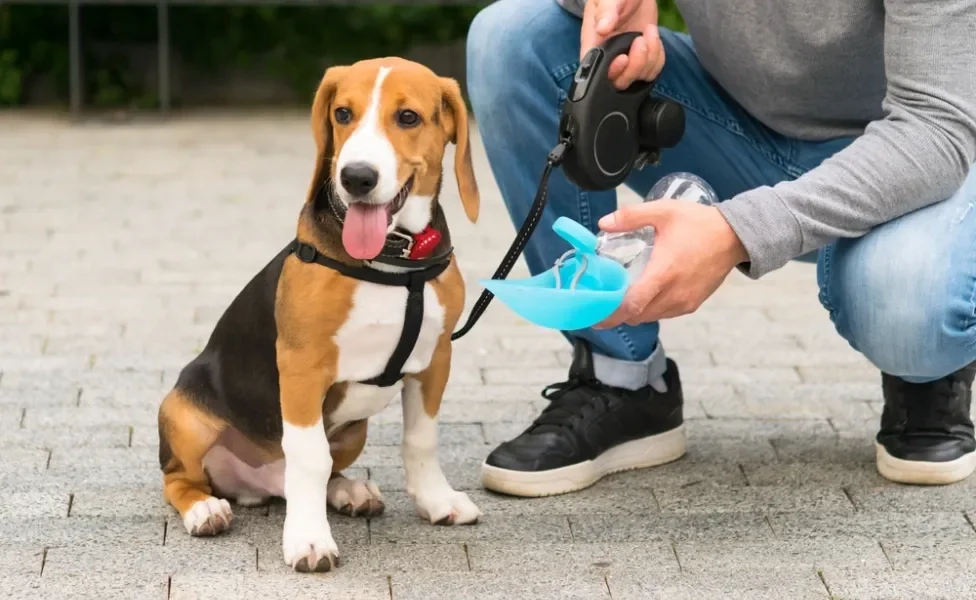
[481, 425, 687, 497]
[875, 441, 976, 485]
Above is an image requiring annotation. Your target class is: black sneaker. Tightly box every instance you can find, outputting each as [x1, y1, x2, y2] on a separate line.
[481, 338, 686, 497]
[876, 362, 976, 485]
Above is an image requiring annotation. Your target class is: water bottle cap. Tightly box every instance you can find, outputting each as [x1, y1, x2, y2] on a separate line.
[647, 171, 719, 205]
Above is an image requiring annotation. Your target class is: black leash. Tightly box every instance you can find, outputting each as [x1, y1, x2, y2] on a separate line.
[450, 139, 570, 341]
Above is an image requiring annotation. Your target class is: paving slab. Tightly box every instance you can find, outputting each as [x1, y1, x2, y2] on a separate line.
[607, 568, 831, 600]
[820, 566, 976, 600]
[391, 572, 610, 600]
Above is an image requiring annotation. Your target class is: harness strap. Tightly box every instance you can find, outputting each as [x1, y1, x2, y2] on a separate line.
[286, 240, 450, 387]
[363, 275, 426, 387]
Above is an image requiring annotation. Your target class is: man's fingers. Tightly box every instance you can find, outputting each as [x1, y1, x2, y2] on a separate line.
[607, 55, 629, 81]
[595, 260, 666, 329]
[641, 25, 664, 80]
[580, 0, 623, 58]
[613, 36, 649, 89]
[595, 0, 622, 34]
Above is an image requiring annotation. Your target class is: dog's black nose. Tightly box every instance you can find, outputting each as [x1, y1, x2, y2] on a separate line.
[340, 162, 379, 196]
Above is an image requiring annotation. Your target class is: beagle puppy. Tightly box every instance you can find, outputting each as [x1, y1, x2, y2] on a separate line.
[157, 57, 482, 573]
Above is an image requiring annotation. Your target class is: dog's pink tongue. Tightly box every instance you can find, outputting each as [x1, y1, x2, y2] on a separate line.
[342, 203, 388, 260]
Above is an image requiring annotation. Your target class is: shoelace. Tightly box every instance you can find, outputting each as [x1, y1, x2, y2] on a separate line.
[528, 375, 616, 434]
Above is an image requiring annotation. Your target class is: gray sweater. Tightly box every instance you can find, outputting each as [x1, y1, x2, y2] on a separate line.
[556, 0, 976, 278]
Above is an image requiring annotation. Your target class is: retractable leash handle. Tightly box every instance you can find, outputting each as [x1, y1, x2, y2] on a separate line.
[560, 31, 685, 190]
[450, 31, 686, 341]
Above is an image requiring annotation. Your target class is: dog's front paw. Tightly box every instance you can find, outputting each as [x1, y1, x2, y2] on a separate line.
[183, 497, 233, 536]
[413, 488, 481, 525]
[282, 517, 339, 573]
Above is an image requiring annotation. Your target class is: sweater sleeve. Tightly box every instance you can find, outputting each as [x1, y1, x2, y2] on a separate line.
[718, 0, 976, 278]
[555, 0, 586, 17]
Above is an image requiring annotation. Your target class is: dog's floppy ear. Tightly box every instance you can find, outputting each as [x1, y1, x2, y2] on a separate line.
[439, 77, 479, 224]
[306, 65, 349, 203]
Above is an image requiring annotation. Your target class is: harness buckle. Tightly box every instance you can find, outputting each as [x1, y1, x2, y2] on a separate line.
[295, 243, 317, 263]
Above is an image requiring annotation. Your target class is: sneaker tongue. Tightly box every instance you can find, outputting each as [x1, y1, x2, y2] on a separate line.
[342, 203, 388, 260]
[568, 338, 596, 380]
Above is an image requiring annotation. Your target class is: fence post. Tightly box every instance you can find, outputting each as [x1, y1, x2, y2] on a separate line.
[68, 0, 82, 116]
[158, 0, 170, 113]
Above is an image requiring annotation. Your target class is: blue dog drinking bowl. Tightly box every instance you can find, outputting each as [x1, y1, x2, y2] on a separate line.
[479, 217, 631, 331]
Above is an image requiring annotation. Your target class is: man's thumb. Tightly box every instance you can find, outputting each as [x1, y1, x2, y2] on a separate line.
[598, 201, 669, 232]
[581, 0, 623, 57]
[594, 1, 621, 34]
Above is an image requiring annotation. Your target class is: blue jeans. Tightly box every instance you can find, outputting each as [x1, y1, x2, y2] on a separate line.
[466, 0, 976, 385]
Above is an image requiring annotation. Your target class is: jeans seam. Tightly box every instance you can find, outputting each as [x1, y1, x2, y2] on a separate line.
[653, 82, 805, 180]
[552, 62, 578, 82]
[966, 266, 976, 339]
[817, 244, 839, 321]
[615, 328, 640, 361]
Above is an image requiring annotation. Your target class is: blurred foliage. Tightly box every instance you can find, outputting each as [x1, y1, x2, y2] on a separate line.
[658, 0, 686, 32]
[0, 1, 684, 108]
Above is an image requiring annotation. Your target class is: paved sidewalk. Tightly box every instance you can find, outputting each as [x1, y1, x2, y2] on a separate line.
[2, 110, 975, 599]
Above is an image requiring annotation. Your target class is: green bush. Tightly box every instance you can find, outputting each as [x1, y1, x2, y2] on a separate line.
[0, 2, 684, 108]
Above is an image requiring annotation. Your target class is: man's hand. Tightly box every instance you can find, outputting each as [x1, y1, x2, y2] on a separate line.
[581, 0, 664, 89]
[594, 200, 749, 328]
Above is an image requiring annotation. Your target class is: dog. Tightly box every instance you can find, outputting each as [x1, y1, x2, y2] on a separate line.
[156, 56, 482, 573]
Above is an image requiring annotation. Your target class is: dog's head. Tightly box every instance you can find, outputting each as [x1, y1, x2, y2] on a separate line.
[306, 57, 479, 261]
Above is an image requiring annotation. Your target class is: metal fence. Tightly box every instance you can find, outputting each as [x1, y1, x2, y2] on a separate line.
[9, 0, 490, 116]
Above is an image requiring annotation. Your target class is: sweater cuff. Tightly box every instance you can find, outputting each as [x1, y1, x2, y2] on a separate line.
[716, 186, 804, 279]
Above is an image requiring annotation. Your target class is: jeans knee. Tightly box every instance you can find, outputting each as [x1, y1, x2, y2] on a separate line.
[821, 232, 976, 382]
[466, 0, 576, 121]
[467, 1, 531, 104]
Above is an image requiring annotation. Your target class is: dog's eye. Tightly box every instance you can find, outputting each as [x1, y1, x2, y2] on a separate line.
[334, 107, 353, 124]
[395, 109, 421, 128]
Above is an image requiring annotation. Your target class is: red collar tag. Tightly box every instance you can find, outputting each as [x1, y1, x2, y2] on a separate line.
[408, 226, 442, 260]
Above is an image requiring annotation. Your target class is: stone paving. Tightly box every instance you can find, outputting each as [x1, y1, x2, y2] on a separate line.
[2, 110, 976, 599]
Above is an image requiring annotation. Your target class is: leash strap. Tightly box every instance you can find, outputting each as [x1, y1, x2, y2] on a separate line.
[450, 139, 570, 341]
[286, 240, 450, 387]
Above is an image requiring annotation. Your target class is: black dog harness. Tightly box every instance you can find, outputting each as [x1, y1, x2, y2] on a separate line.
[286, 238, 451, 388]
[288, 182, 455, 388]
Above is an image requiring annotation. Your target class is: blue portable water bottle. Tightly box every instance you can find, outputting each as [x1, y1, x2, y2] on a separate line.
[479, 172, 719, 331]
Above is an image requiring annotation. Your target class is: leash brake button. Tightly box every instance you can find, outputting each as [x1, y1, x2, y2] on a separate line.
[578, 47, 599, 78]
[570, 48, 601, 102]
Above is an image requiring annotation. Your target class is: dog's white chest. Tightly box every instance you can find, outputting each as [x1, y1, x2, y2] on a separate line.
[328, 381, 402, 429]
[334, 279, 445, 384]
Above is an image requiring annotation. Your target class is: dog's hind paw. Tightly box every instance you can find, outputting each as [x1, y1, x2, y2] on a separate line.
[327, 477, 385, 517]
[183, 497, 233, 536]
[235, 494, 270, 507]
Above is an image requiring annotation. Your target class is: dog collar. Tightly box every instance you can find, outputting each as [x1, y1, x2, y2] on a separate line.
[322, 186, 453, 269]
[286, 239, 450, 388]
